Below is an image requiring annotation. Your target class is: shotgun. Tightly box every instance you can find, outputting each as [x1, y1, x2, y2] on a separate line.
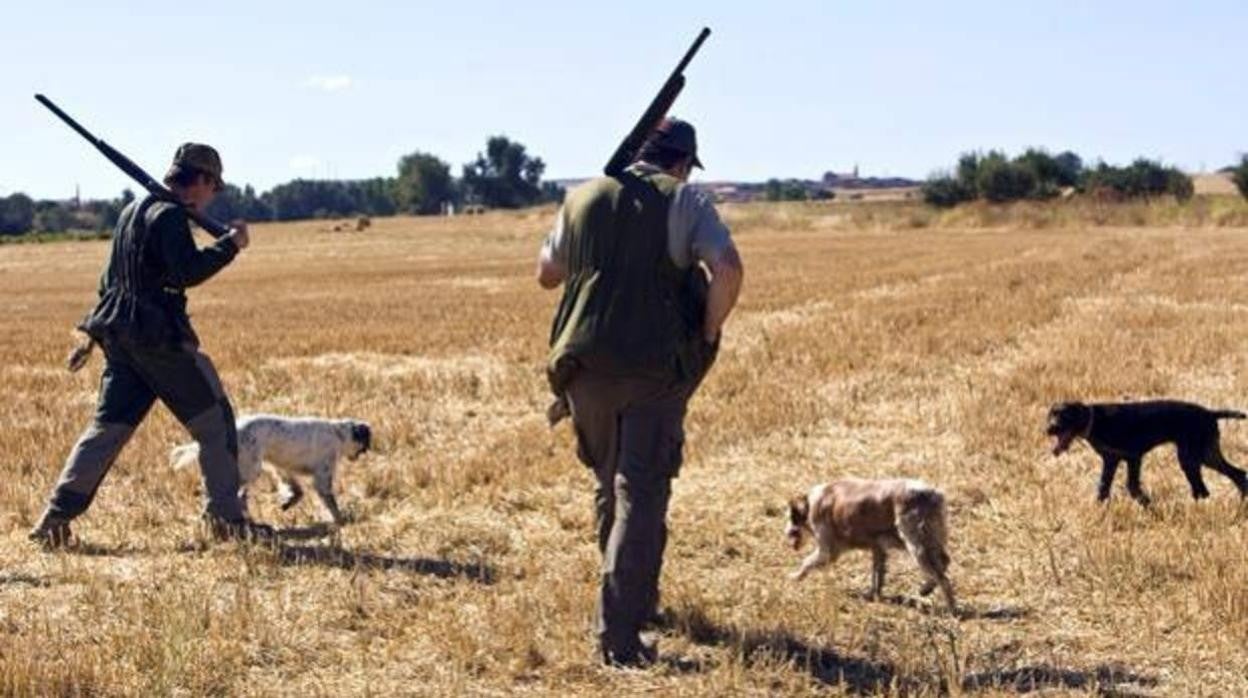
[35, 93, 232, 239]
[603, 27, 711, 177]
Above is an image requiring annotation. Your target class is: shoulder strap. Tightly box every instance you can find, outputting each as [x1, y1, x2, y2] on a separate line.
[116, 196, 158, 294]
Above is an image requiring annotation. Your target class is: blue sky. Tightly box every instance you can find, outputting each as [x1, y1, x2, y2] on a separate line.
[3, 0, 1245, 199]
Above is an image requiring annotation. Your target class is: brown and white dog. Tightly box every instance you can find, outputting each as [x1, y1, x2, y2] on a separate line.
[786, 477, 956, 613]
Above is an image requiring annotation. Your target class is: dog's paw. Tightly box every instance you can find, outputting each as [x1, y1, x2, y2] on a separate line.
[279, 489, 304, 511]
[788, 570, 805, 582]
[918, 581, 937, 597]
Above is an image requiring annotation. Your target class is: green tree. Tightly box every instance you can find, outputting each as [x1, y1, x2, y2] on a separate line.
[461, 136, 546, 209]
[263, 178, 397, 221]
[955, 152, 982, 189]
[1080, 158, 1192, 201]
[1053, 151, 1084, 187]
[0, 193, 35, 235]
[396, 152, 455, 215]
[975, 153, 1036, 203]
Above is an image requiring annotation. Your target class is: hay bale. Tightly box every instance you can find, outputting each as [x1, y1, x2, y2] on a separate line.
[356, 216, 372, 231]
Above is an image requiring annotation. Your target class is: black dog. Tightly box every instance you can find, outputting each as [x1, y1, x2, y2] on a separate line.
[1047, 400, 1248, 503]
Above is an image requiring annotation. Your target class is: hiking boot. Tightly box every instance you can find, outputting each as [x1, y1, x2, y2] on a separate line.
[28, 512, 73, 550]
[203, 515, 278, 544]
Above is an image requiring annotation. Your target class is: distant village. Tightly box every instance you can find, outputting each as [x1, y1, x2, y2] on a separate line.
[552, 168, 921, 204]
[700, 167, 921, 203]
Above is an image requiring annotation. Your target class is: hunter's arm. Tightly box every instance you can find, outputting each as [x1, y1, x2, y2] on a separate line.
[157, 207, 238, 288]
[536, 209, 568, 289]
[702, 243, 743, 342]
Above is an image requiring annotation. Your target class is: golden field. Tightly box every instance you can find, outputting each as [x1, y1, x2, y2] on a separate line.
[3, 199, 1248, 696]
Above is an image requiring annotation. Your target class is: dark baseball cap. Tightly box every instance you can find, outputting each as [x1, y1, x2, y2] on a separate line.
[646, 117, 703, 169]
[164, 143, 224, 189]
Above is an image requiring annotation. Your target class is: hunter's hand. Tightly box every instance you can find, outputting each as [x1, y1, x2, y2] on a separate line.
[227, 221, 250, 250]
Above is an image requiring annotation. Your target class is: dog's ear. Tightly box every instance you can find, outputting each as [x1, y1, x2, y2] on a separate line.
[352, 422, 372, 452]
[788, 494, 809, 526]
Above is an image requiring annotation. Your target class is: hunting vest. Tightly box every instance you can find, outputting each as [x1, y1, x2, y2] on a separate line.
[79, 196, 196, 348]
[547, 167, 711, 393]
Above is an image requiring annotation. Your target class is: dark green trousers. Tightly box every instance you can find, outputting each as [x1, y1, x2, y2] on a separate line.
[566, 371, 690, 658]
[46, 337, 243, 522]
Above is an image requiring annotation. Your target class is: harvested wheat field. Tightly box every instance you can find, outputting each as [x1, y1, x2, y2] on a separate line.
[3, 202, 1248, 696]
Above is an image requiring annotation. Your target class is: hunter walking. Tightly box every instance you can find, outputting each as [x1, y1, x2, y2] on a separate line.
[538, 118, 744, 666]
[29, 144, 273, 547]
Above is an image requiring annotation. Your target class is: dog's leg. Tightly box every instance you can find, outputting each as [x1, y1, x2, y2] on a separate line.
[790, 546, 834, 581]
[1097, 455, 1121, 502]
[278, 476, 304, 511]
[1124, 457, 1151, 505]
[934, 570, 957, 614]
[869, 546, 887, 599]
[913, 547, 956, 614]
[312, 465, 345, 525]
[1178, 446, 1212, 499]
[1204, 445, 1248, 496]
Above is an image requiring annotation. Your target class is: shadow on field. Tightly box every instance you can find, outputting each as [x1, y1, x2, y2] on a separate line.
[961, 663, 1159, 696]
[668, 607, 1157, 695]
[668, 606, 906, 694]
[0, 571, 49, 588]
[274, 543, 496, 584]
[61, 541, 145, 558]
[853, 591, 1031, 621]
[277, 523, 338, 541]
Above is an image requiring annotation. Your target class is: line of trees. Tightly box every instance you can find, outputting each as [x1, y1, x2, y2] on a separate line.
[214, 135, 562, 223]
[1, 135, 563, 236]
[922, 149, 1196, 208]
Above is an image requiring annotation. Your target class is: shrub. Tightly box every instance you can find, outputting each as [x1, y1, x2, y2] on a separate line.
[976, 157, 1037, 203]
[1167, 170, 1194, 202]
[921, 175, 974, 208]
[1232, 156, 1248, 200]
[763, 179, 810, 202]
[1081, 159, 1192, 201]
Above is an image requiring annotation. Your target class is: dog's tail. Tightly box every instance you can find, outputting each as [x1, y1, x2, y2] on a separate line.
[169, 443, 200, 470]
[1214, 410, 1247, 420]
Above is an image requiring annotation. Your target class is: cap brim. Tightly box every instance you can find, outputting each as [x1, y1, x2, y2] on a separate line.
[692, 155, 704, 169]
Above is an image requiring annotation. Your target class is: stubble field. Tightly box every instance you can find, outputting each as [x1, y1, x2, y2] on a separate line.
[2, 201, 1248, 696]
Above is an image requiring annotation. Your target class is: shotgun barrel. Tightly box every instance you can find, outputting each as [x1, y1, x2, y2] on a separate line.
[35, 94, 232, 238]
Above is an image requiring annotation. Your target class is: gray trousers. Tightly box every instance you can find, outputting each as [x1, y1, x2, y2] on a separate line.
[566, 371, 690, 657]
[46, 338, 244, 522]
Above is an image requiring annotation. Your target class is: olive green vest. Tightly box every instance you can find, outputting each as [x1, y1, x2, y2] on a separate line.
[547, 168, 709, 391]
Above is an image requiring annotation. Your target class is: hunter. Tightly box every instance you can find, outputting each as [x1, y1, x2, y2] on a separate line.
[29, 144, 273, 547]
[537, 117, 744, 666]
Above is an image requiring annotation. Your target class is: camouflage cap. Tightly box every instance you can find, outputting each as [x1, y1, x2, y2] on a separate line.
[164, 143, 224, 188]
[646, 117, 704, 169]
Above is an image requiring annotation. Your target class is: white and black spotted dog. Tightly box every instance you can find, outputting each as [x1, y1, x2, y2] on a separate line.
[171, 414, 372, 525]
